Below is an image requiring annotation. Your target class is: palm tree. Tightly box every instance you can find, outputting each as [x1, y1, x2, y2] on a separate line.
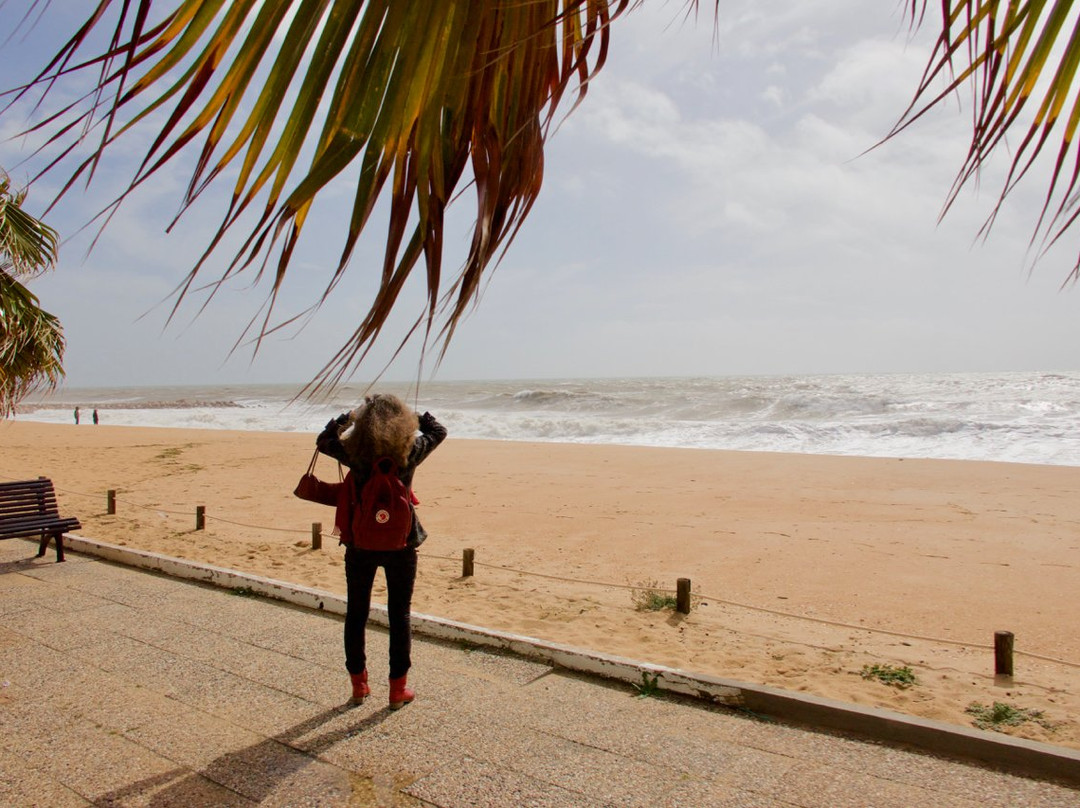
[0, 170, 65, 417]
[1, 1, 1076, 391]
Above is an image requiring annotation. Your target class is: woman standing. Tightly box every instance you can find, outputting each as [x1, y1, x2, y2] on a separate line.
[306, 394, 447, 708]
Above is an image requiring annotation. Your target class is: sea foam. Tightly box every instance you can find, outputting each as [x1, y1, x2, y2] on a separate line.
[16, 371, 1080, 467]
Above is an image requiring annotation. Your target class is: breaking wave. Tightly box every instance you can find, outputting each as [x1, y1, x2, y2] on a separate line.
[16, 371, 1080, 466]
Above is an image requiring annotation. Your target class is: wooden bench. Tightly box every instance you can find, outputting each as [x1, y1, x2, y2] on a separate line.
[0, 477, 81, 562]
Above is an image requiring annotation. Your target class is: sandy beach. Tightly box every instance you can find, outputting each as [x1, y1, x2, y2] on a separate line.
[2, 420, 1077, 750]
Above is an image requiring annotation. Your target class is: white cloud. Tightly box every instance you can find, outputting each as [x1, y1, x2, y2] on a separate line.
[810, 37, 932, 126]
[761, 85, 785, 107]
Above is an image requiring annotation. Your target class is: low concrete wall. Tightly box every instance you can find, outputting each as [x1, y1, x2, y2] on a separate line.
[62, 534, 1080, 788]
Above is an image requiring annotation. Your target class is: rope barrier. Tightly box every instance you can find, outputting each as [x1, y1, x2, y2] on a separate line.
[692, 589, 990, 649]
[434, 557, 1080, 669]
[47, 482, 191, 516]
[115, 499, 190, 516]
[472, 559, 644, 591]
[435, 551, 1069, 664]
[693, 592, 1080, 669]
[1014, 650, 1080, 668]
[416, 552, 458, 563]
[203, 514, 304, 534]
[7, 474, 1078, 670]
[39, 478, 316, 537]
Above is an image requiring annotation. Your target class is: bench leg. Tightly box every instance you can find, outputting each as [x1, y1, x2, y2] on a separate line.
[35, 532, 66, 562]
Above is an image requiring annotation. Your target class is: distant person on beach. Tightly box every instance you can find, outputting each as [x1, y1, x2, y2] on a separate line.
[304, 394, 446, 709]
[92, 409, 99, 425]
[73, 407, 79, 424]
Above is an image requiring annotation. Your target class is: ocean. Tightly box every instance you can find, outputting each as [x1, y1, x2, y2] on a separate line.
[14, 371, 1080, 467]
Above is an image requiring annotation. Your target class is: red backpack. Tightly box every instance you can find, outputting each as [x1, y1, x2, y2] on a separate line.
[351, 457, 414, 550]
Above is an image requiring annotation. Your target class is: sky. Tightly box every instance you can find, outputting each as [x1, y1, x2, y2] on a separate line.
[3, 1, 1080, 389]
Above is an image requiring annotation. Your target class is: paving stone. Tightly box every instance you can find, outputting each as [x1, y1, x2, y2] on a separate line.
[122, 704, 267, 770]
[405, 756, 614, 808]
[146, 628, 345, 707]
[0, 746, 92, 807]
[21, 717, 181, 803]
[0, 699, 85, 758]
[3, 606, 117, 650]
[480, 729, 680, 807]
[661, 779, 816, 808]
[763, 761, 985, 808]
[97, 771, 259, 808]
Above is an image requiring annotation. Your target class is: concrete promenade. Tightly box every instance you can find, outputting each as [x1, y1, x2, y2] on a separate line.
[1, 538, 1077, 807]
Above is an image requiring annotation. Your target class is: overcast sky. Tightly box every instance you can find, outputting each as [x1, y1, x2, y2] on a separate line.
[3, 1, 1079, 389]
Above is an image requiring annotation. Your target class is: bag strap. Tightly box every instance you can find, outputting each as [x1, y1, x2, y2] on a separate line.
[305, 448, 344, 482]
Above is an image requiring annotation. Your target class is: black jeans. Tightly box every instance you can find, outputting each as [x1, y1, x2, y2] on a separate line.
[344, 546, 418, 680]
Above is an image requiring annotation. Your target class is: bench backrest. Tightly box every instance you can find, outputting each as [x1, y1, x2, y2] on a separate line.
[0, 477, 63, 520]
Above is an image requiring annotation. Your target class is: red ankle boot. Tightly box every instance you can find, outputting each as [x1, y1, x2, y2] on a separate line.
[349, 670, 370, 705]
[388, 675, 414, 710]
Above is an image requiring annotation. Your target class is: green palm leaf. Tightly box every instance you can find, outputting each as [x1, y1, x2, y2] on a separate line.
[0, 171, 64, 417]
[0, 173, 59, 280]
[0, 267, 66, 417]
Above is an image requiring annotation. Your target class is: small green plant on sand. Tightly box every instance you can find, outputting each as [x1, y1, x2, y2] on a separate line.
[860, 663, 917, 688]
[631, 580, 678, 612]
[230, 586, 259, 598]
[633, 671, 660, 698]
[966, 702, 1055, 733]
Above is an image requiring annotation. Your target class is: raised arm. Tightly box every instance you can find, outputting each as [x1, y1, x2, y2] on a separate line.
[411, 411, 447, 467]
[316, 413, 351, 465]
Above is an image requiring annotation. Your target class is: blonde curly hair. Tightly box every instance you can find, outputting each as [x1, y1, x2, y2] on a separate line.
[340, 393, 418, 468]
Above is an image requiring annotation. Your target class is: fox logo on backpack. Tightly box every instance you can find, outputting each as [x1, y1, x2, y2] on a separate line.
[351, 457, 414, 550]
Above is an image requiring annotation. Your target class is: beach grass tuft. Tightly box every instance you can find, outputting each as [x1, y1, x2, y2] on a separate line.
[630, 580, 678, 612]
[860, 663, 917, 688]
[966, 701, 1055, 732]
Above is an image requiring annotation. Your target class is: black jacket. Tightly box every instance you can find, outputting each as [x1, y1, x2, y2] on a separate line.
[315, 411, 447, 547]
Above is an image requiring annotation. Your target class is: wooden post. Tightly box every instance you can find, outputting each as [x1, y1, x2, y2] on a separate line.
[106, 490, 116, 515]
[312, 522, 322, 551]
[462, 548, 475, 578]
[995, 630, 1014, 677]
[195, 505, 205, 531]
[676, 578, 692, 614]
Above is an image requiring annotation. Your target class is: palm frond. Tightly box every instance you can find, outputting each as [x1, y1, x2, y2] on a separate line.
[0, 170, 59, 279]
[0, 266, 66, 417]
[900, 1, 1080, 276]
[5, 0, 634, 394]
[0, 170, 64, 416]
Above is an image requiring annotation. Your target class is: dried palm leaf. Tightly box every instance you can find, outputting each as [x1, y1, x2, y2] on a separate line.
[4, 0, 633, 394]
[898, 1, 1080, 276]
